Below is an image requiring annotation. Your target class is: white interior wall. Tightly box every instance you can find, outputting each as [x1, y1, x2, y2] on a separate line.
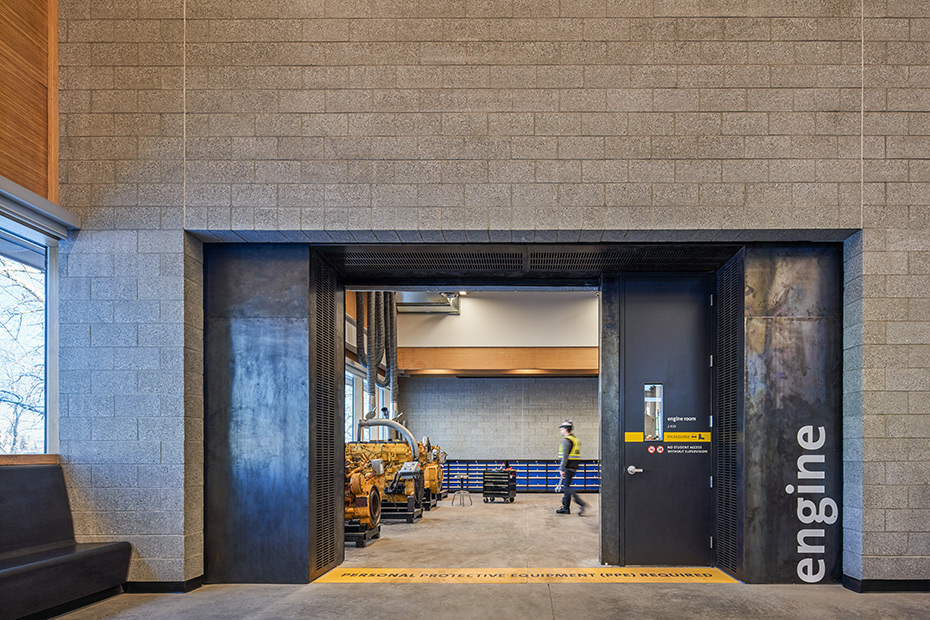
[396, 291, 599, 348]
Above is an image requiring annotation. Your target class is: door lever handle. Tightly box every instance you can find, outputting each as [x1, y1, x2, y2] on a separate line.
[626, 465, 643, 475]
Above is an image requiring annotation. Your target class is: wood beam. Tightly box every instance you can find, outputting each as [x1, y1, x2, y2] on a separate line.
[398, 346, 598, 375]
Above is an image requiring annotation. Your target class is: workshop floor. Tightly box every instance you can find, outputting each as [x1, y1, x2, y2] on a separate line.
[343, 490, 602, 568]
[57, 494, 930, 620]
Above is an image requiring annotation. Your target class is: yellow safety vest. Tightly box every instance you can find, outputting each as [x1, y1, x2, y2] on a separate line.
[558, 434, 581, 460]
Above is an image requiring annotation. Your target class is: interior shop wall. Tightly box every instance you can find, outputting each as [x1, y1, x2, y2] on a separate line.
[399, 376, 598, 461]
[398, 291, 598, 348]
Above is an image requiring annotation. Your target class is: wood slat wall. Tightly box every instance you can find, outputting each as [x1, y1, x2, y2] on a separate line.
[0, 0, 57, 201]
[345, 290, 357, 321]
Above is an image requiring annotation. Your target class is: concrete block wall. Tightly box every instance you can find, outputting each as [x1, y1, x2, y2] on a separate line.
[182, 235, 205, 581]
[178, 0, 863, 241]
[843, 231, 864, 580]
[57, 229, 190, 582]
[859, 3, 930, 580]
[58, 0, 190, 582]
[55, 0, 930, 582]
[398, 376, 598, 460]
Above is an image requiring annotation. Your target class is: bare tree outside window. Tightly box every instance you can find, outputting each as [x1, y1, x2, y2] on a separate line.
[0, 254, 46, 454]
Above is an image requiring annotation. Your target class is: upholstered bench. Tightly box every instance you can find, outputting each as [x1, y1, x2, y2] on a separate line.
[0, 465, 131, 620]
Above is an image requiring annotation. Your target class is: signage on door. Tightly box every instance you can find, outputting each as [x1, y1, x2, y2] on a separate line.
[625, 431, 711, 443]
[664, 432, 711, 442]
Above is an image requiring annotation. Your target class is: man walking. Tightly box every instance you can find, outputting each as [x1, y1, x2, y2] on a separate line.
[556, 419, 588, 516]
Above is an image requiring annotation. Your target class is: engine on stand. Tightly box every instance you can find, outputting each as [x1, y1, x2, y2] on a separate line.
[343, 446, 386, 548]
[350, 418, 449, 524]
[354, 439, 424, 523]
[418, 437, 447, 509]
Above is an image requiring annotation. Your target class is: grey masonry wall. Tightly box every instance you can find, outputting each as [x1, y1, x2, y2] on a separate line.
[56, 0, 930, 582]
[399, 376, 598, 460]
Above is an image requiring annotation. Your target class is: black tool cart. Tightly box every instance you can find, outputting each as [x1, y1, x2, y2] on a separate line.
[482, 468, 516, 503]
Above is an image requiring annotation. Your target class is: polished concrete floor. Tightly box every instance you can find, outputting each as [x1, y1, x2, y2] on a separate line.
[344, 488, 601, 568]
[58, 494, 930, 620]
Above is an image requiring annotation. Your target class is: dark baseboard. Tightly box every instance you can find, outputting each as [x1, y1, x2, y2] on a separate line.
[843, 575, 930, 593]
[19, 585, 123, 620]
[124, 576, 203, 594]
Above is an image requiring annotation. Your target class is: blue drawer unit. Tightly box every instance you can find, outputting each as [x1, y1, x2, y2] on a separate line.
[443, 459, 600, 493]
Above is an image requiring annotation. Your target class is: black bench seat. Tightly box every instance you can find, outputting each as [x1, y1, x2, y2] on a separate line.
[0, 465, 131, 620]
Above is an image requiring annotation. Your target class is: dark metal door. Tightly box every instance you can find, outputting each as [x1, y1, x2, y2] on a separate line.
[623, 277, 713, 566]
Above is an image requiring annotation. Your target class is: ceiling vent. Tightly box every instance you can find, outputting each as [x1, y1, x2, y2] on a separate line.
[395, 291, 461, 314]
[318, 244, 743, 282]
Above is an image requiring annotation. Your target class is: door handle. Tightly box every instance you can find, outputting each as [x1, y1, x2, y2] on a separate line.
[627, 465, 643, 475]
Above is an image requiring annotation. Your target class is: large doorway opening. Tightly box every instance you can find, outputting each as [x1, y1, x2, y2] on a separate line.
[343, 287, 603, 568]
[202, 243, 842, 584]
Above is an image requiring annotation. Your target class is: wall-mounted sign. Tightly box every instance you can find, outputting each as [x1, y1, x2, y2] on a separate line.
[788, 425, 838, 584]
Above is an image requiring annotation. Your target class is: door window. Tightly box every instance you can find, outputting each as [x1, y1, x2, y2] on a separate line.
[644, 383, 663, 441]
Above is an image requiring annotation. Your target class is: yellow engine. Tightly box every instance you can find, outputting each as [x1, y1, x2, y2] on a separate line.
[418, 438, 446, 498]
[344, 445, 386, 527]
[347, 428, 448, 515]
[346, 441, 418, 510]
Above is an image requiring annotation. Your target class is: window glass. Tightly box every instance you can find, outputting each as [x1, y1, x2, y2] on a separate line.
[379, 387, 391, 441]
[644, 383, 663, 442]
[344, 372, 355, 443]
[0, 239, 46, 454]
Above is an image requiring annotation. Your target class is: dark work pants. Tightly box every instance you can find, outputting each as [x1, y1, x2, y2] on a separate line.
[561, 468, 587, 510]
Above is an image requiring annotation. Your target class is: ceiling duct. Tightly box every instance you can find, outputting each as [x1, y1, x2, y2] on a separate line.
[395, 291, 461, 314]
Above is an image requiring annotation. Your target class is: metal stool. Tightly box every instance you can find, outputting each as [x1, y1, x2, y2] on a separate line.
[451, 475, 472, 506]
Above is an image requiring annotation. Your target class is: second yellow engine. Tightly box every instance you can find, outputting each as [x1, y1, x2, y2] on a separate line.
[418, 437, 446, 500]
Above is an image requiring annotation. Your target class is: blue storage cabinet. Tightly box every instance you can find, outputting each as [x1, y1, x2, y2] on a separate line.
[443, 459, 599, 493]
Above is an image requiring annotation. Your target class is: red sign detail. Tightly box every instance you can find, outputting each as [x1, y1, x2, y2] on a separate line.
[656, 446, 665, 454]
[647, 445, 656, 453]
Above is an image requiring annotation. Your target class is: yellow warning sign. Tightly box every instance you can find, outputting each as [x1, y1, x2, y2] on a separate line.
[624, 432, 711, 443]
[316, 567, 739, 584]
[664, 432, 712, 442]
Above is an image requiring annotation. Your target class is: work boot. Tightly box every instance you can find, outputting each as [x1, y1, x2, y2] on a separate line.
[555, 507, 570, 514]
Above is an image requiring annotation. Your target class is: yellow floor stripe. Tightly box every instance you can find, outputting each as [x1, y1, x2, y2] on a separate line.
[317, 567, 739, 584]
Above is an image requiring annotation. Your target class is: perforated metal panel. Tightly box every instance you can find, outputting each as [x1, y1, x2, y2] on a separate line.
[310, 253, 344, 578]
[715, 250, 745, 577]
[320, 244, 741, 281]
[341, 250, 524, 272]
[528, 248, 738, 273]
